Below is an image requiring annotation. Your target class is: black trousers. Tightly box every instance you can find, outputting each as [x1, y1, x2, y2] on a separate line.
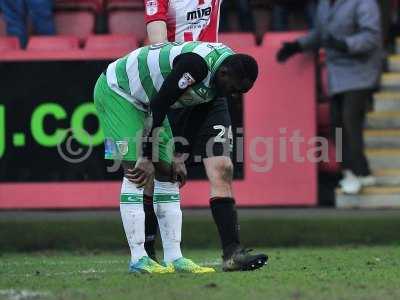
[331, 89, 372, 176]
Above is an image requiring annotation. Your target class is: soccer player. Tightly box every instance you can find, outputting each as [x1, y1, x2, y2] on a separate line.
[94, 41, 264, 273]
[142, 0, 268, 272]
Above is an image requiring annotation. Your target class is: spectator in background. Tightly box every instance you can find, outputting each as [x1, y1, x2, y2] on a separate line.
[271, 0, 317, 31]
[220, 0, 255, 32]
[0, 0, 55, 48]
[276, 0, 383, 195]
[377, 0, 400, 47]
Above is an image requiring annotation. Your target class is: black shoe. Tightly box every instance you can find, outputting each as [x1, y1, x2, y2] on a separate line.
[222, 246, 268, 272]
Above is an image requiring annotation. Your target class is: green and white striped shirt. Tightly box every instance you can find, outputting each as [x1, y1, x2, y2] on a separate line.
[105, 41, 234, 111]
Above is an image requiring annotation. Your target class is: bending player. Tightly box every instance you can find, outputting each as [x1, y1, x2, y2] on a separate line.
[143, 0, 268, 271]
[94, 41, 266, 273]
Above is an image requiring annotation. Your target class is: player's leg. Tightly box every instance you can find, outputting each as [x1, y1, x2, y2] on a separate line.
[119, 170, 150, 272]
[342, 90, 372, 178]
[203, 156, 234, 197]
[152, 175, 215, 273]
[93, 73, 170, 274]
[120, 162, 172, 274]
[143, 179, 158, 261]
[153, 121, 214, 273]
[190, 97, 268, 271]
[143, 109, 189, 262]
[203, 156, 239, 252]
[151, 122, 182, 264]
[142, 116, 178, 263]
[143, 109, 181, 260]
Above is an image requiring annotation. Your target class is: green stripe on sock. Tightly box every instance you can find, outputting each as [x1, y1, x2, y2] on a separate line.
[120, 194, 143, 204]
[153, 194, 180, 203]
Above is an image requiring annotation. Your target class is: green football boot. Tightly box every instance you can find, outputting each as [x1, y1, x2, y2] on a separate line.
[165, 257, 215, 274]
[128, 256, 173, 274]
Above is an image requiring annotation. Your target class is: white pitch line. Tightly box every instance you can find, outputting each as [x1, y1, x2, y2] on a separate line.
[200, 260, 221, 267]
[0, 289, 51, 300]
[1, 259, 124, 267]
[4, 269, 126, 278]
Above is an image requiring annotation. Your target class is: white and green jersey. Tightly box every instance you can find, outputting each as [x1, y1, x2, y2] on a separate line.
[105, 41, 234, 112]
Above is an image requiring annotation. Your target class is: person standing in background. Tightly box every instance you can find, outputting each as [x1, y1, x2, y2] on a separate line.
[219, 0, 255, 32]
[380, 0, 400, 47]
[140, 0, 268, 271]
[271, 0, 317, 31]
[0, 0, 55, 48]
[276, 0, 383, 195]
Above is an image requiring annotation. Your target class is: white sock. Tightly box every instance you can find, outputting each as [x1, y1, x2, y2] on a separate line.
[153, 180, 183, 263]
[120, 177, 148, 264]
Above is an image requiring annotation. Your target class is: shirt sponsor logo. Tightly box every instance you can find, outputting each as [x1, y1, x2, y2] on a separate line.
[178, 72, 196, 89]
[186, 7, 212, 22]
[146, 0, 158, 16]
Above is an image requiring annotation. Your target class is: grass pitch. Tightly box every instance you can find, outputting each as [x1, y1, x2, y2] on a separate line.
[1, 246, 400, 300]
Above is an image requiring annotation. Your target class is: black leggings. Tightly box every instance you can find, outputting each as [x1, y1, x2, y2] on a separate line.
[331, 89, 372, 176]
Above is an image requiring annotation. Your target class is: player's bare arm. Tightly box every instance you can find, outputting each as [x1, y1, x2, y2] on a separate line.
[147, 20, 168, 44]
[144, 0, 168, 44]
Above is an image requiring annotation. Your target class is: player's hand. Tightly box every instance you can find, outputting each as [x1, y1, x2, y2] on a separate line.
[276, 41, 302, 63]
[172, 154, 187, 188]
[125, 157, 155, 188]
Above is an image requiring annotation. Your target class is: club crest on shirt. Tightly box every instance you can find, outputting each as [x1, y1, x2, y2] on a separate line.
[116, 140, 129, 156]
[178, 72, 196, 89]
[146, 0, 158, 16]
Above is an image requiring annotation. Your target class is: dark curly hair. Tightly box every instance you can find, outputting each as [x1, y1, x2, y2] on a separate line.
[221, 54, 259, 83]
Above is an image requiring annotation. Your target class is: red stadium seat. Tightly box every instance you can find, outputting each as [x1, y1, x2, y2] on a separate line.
[27, 36, 80, 51]
[85, 34, 138, 51]
[0, 37, 19, 51]
[108, 10, 147, 43]
[55, 0, 103, 12]
[106, 0, 144, 10]
[0, 14, 6, 36]
[219, 33, 256, 49]
[54, 11, 95, 42]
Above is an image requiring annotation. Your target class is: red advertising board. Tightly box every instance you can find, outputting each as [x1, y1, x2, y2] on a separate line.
[0, 34, 317, 209]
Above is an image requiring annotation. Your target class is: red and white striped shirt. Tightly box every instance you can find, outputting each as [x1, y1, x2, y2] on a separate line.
[144, 0, 222, 42]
